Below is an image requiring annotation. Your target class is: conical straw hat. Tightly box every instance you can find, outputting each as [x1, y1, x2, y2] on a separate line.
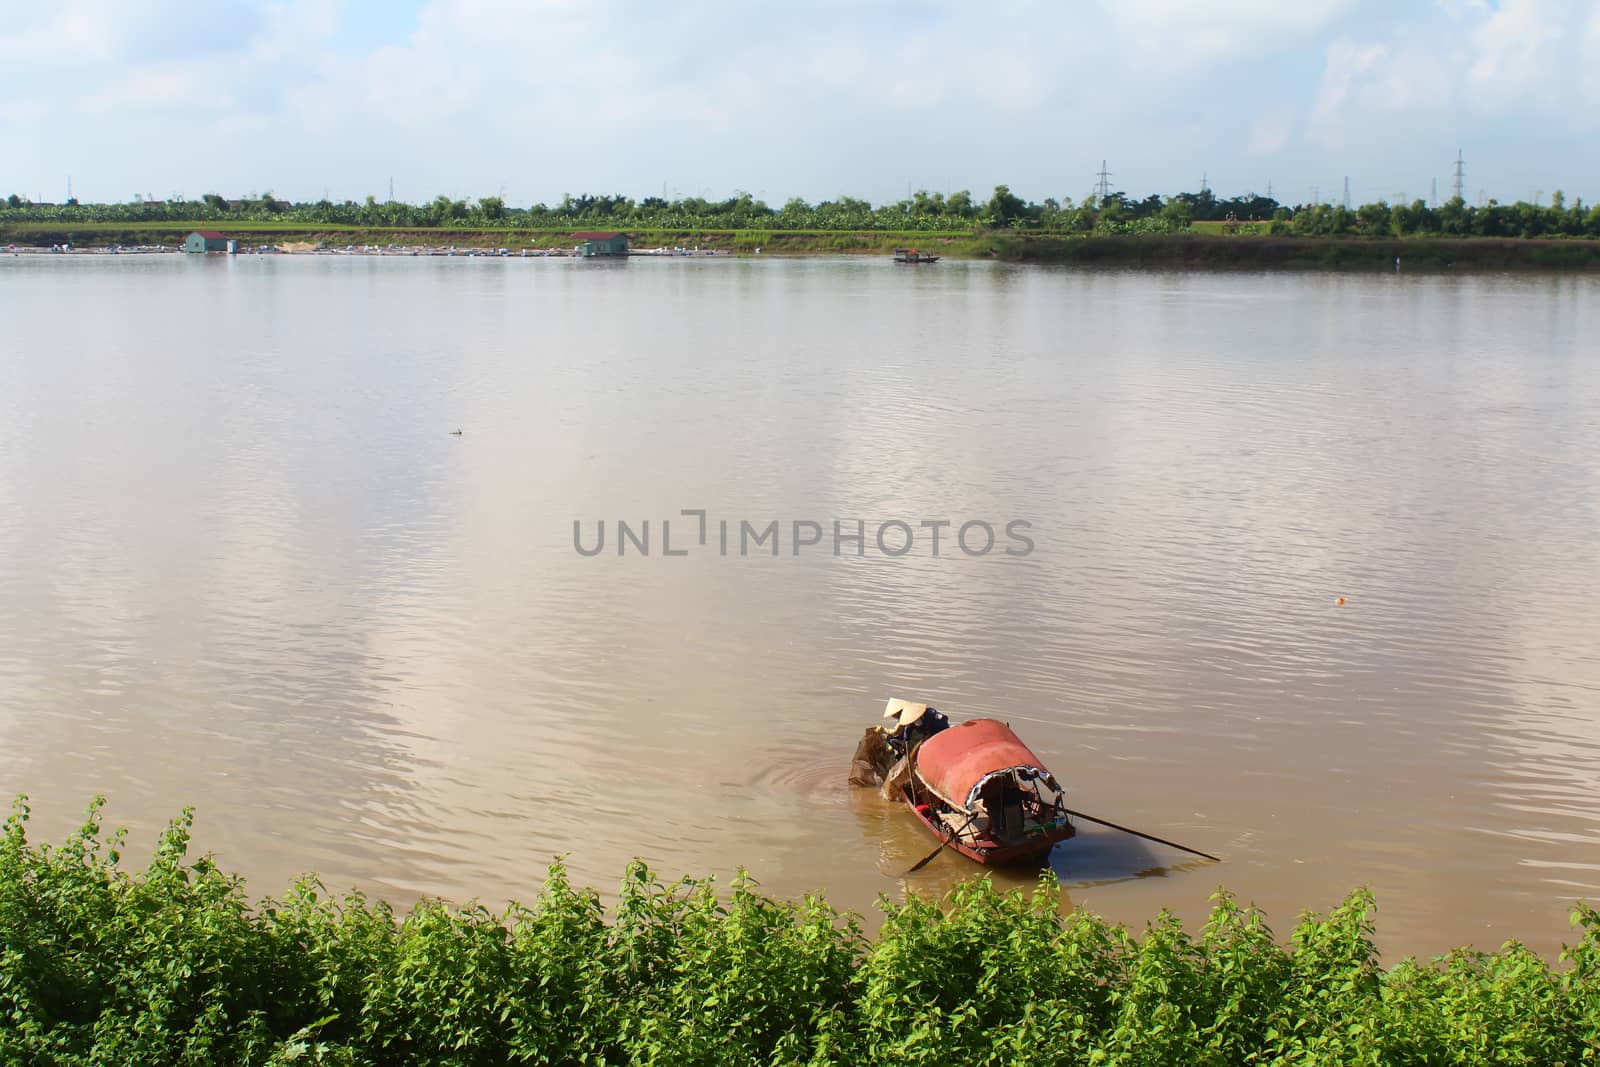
[882, 697, 929, 726]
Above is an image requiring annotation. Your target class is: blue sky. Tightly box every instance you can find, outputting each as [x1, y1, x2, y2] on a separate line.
[3, 0, 1597, 207]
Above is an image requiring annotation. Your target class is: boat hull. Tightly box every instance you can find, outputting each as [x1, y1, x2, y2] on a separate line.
[901, 788, 1074, 866]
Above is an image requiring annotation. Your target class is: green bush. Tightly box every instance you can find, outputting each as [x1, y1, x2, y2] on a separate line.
[3, 796, 1598, 1065]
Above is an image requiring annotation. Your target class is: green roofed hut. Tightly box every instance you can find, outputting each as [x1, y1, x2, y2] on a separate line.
[185, 230, 228, 254]
[571, 231, 628, 257]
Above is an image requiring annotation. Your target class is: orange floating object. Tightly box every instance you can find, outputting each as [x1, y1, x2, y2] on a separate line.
[1335, 597, 1346, 606]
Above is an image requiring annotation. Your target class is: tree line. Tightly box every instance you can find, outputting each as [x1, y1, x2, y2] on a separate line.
[5, 186, 1600, 238]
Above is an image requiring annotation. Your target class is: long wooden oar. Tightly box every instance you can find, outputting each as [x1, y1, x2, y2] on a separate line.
[1066, 808, 1221, 863]
[905, 813, 975, 874]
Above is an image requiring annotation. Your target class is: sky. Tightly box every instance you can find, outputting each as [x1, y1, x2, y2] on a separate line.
[2, 0, 1598, 208]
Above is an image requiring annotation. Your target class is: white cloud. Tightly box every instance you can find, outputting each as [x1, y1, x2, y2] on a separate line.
[278, 0, 1062, 149]
[1464, 0, 1563, 109]
[1585, 7, 1600, 108]
[0, 1, 273, 67]
[0, 9, 106, 65]
[1105, 0, 1359, 62]
[1247, 115, 1290, 155]
[1435, 0, 1490, 17]
[1313, 38, 1390, 123]
[0, 98, 48, 125]
[80, 65, 199, 115]
[1308, 0, 1600, 145]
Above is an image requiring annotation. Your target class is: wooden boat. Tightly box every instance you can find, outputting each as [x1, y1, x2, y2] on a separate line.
[898, 718, 1074, 865]
[892, 248, 939, 264]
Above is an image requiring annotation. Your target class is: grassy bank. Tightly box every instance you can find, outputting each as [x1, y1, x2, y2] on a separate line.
[988, 234, 1600, 270]
[4, 798, 1598, 1066]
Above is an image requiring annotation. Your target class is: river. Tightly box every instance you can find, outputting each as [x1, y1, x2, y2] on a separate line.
[2, 252, 1597, 959]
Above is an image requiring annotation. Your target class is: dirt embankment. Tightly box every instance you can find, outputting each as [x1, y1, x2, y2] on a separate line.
[987, 234, 1600, 270]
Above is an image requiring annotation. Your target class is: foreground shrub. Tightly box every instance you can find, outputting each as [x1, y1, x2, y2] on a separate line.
[2, 796, 1597, 1065]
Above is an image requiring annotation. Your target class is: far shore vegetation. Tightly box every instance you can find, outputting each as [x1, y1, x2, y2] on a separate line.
[4, 796, 1600, 1065]
[10, 185, 1600, 269]
[7, 184, 1600, 241]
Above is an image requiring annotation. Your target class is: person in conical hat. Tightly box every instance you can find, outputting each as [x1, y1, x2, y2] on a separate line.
[882, 698, 929, 726]
[882, 698, 950, 758]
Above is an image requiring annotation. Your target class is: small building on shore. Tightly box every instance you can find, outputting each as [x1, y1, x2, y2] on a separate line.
[571, 231, 628, 257]
[185, 230, 228, 254]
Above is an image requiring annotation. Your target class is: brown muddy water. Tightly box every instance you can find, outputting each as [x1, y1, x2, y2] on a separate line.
[1, 253, 1598, 959]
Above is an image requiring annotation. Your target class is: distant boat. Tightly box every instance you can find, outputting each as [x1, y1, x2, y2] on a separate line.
[893, 248, 939, 264]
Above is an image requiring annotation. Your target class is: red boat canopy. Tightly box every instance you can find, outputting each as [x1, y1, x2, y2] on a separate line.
[913, 718, 1058, 812]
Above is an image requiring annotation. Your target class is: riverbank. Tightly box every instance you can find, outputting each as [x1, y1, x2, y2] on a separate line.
[9, 220, 1600, 269]
[990, 233, 1600, 269]
[3, 800, 1596, 1066]
[1, 221, 966, 257]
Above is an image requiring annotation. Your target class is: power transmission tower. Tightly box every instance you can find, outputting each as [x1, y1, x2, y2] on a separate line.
[1451, 150, 1465, 201]
[1094, 160, 1112, 204]
[1201, 171, 1209, 194]
[1266, 180, 1272, 200]
[1342, 176, 1350, 208]
[389, 176, 394, 202]
[1431, 178, 1437, 207]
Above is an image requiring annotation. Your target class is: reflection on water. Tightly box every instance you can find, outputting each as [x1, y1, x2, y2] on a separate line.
[1046, 829, 1210, 890]
[1, 254, 1598, 957]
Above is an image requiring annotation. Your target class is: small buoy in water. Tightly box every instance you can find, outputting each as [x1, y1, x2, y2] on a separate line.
[1335, 596, 1346, 606]
[449, 429, 463, 436]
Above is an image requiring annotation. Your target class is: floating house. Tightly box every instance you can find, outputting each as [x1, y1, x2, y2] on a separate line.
[571, 231, 629, 257]
[185, 230, 228, 254]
